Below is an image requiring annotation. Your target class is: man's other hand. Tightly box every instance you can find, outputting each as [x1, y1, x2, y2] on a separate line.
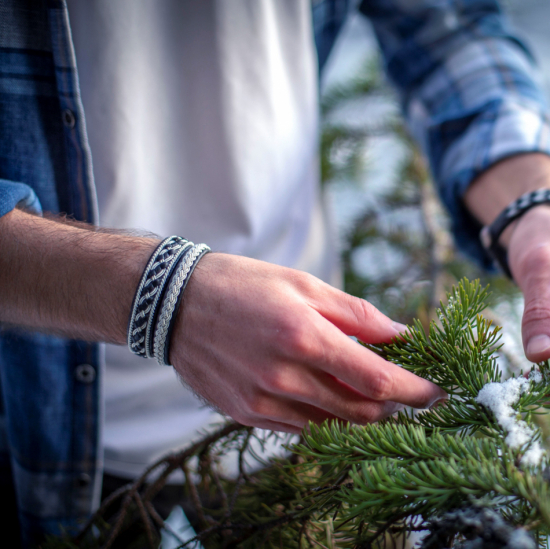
[509, 205, 550, 363]
[465, 153, 550, 365]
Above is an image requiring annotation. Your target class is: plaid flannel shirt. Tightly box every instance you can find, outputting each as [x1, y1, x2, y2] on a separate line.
[358, 0, 550, 268]
[0, 0, 548, 545]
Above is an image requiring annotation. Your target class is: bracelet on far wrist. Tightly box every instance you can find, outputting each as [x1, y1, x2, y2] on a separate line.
[480, 189, 550, 279]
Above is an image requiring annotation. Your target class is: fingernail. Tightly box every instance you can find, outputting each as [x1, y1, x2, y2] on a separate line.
[527, 335, 550, 356]
[386, 401, 406, 415]
[392, 402, 406, 413]
[392, 322, 409, 334]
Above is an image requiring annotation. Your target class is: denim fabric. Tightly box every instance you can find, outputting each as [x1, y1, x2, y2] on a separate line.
[0, 1, 99, 546]
[0, 0, 548, 545]
[0, 180, 41, 217]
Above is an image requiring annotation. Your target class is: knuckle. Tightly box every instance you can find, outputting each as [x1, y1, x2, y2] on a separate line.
[244, 393, 274, 419]
[367, 369, 394, 401]
[523, 300, 550, 328]
[347, 297, 376, 328]
[286, 269, 319, 294]
[261, 368, 297, 396]
[277, 320, 312, 358]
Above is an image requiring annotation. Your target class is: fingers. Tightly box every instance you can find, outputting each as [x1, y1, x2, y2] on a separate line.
[308, 282, 407, 344]
[508, 207, 550, 362]
[259, 365, 406, 423]
[294, 317, 447, 409]
[236, 392, 403, 433]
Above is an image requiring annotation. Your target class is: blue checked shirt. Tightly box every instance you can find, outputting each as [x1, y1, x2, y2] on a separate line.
[0, 0, 548, 545]
[358, 0, 550, 268]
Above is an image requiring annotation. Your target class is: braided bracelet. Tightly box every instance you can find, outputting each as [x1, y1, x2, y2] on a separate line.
[153, 243, 211, 366]
[144, 240, 194, 358]
[480, 188, 550, 279]
[127, 236, 189, 357]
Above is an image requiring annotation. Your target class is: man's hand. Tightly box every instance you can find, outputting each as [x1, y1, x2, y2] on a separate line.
[171, 253, 447, 433]
[465, 153, 550, 363]
[0, 209, 447, 434]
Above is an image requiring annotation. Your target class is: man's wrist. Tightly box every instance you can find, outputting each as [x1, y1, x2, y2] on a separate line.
[464, 153, 550, 242]
[479, 190, 550, 278]
[508, 206, 550, 285]
[464, 153, 550, 254]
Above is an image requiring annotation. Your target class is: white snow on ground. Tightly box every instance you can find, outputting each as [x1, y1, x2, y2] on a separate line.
[476, 372, 545, 467]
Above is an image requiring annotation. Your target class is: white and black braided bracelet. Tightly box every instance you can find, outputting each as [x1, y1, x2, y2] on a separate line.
[144, 240, 194, 358]
[480, 188, 550, 279]
[153, 243, 211, 366]
[127, 236, 189, 357]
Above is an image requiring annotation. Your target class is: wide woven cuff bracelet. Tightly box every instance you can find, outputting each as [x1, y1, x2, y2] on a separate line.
[480, 188, 550, 279]
[153, 243, 211, 366]
[127, 236, 190, 357]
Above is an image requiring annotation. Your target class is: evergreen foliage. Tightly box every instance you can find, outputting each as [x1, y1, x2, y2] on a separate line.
[217, 279, 550, 548]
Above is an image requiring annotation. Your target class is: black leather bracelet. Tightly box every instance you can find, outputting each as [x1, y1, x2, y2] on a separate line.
[480, 188, 550, 279]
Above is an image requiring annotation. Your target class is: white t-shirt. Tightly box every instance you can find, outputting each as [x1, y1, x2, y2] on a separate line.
[67, 0, 339, 477]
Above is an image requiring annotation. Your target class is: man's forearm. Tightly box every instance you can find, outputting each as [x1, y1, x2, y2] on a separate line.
[0, 208, 159, 343]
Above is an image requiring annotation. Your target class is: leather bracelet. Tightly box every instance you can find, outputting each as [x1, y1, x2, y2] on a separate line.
[127, 236, 188, 357]
[480, 188, 550, 279]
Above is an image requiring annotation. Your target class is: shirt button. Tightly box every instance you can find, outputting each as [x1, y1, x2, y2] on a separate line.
[75, 364, 96, 383]
[76, 473, 91, 488]
[62, 109, 76, 128]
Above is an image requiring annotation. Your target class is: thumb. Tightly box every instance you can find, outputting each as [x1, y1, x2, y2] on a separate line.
[512, 242, 550, 362]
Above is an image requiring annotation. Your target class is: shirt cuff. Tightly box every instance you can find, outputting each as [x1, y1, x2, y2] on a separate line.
[434, 98, 550, 270]
[0, 179, 42, 219]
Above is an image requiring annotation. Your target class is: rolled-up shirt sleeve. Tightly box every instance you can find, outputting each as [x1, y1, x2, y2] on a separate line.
[0, 180, 42, 218]
[359, 0, 550, 269]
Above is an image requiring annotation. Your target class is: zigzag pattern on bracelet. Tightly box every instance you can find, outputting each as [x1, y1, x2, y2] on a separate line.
[127, 236, 188, 357]
[144, 240, 194, 358]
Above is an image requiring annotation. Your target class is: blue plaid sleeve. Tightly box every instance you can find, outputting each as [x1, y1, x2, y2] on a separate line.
[359, 0, 550, 269]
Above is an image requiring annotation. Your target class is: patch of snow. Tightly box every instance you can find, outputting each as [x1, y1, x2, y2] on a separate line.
[530, 370, 543, 383]
[521, 442, 545, 467]
[506, 528, 537, 549]
[475, 372, 546, 467]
